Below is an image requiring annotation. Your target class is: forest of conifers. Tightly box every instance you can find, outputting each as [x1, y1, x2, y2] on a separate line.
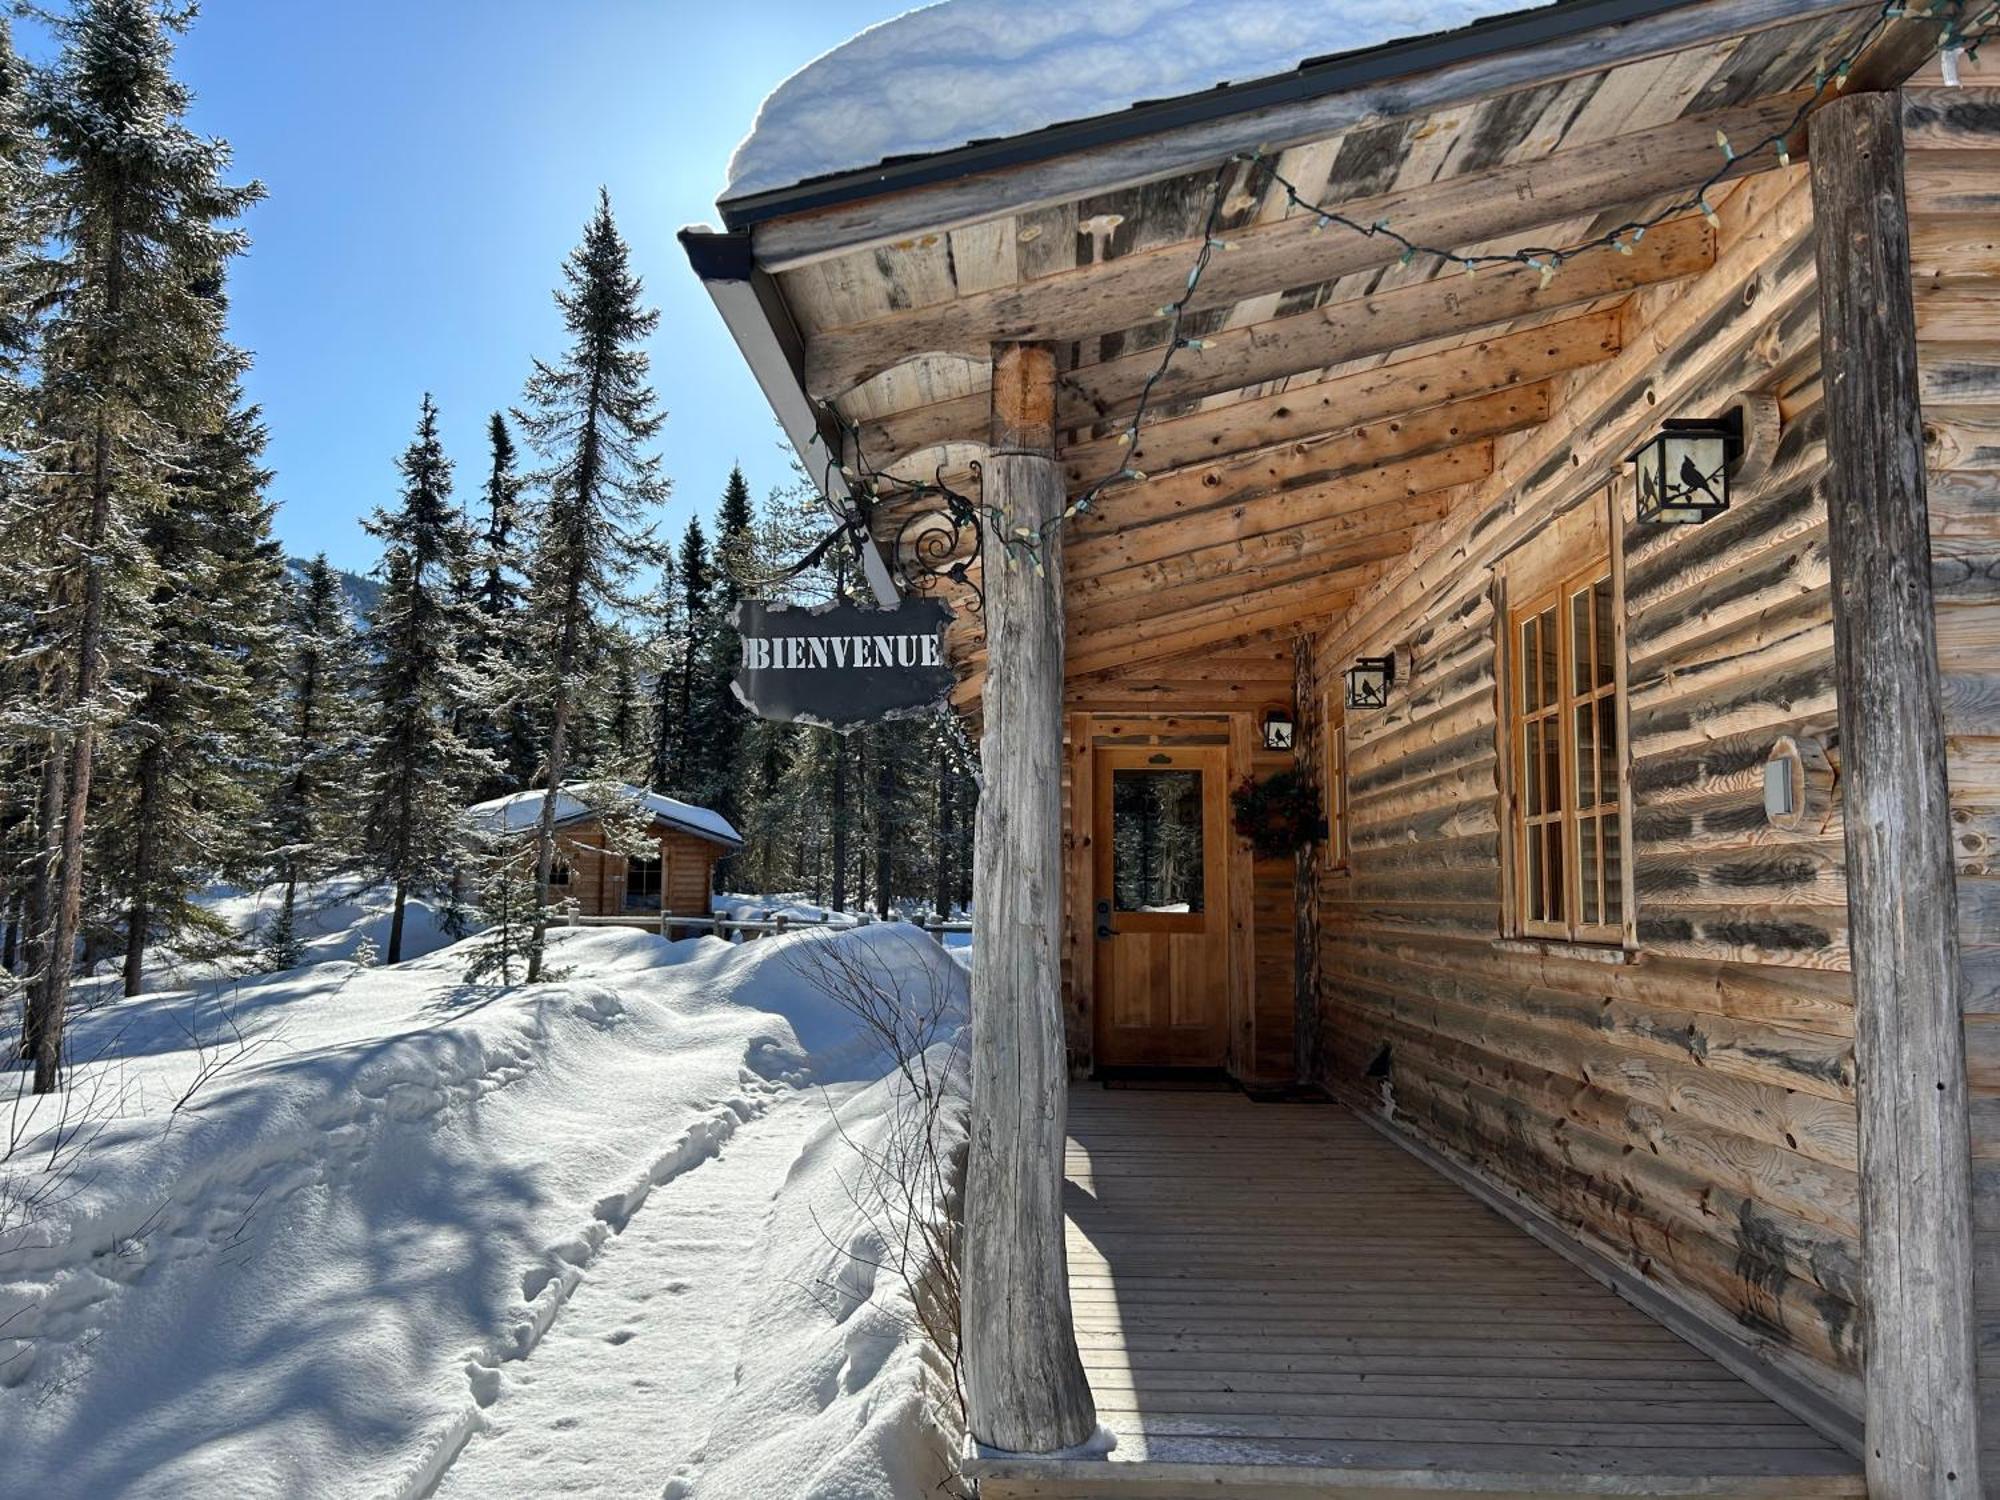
[0, 2, 977, 1092]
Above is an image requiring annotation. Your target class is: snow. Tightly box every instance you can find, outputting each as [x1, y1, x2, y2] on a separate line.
[723, 0, 1551, 199]
[466, 781, 743, 850]
[2, 917, 968, 1499]
[83, 876, 459, 995]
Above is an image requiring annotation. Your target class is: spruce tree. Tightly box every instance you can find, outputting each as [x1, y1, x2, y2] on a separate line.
[265, 554, 364, 968]
[98, 392, 284, 994]
[360, 395, 489, 964]
[0, 15, 41, 382]
[515, 190, 666, 981]
[0, 18, 44, 987]
[603, 635, 646, 781]
[641, 554, 681, 792]
[468, 412, 538, 794]
[16, 0, 259, 1089]
[661, 516, 711, 793]
[695, 466, 754, 828]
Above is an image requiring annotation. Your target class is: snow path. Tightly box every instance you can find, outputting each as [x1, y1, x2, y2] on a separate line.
[430, 1087, 839, 1498]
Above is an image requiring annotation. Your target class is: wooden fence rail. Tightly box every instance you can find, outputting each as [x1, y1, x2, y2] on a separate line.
[561, 909, 973, 947]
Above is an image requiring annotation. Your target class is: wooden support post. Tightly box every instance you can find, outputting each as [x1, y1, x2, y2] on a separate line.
[963, 341, 1096, 1454]
[1811, 90, 1982, 1497]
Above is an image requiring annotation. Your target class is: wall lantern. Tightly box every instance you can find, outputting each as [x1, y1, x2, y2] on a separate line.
[1627, 412, 1741, 526]
[1344, 656, 1395, 711]
[1260, 707, 1295, 752]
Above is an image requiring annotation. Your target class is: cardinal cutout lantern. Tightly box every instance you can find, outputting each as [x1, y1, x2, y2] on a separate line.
[1627, 414, 1740, 526]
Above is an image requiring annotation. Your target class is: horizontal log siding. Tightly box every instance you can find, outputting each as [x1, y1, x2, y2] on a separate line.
[1304, 174, 1861, 1419]
[1906, 88, 2000, 1483]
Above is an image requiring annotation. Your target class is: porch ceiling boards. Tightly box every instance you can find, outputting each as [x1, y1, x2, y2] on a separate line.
[748, 0, 1919, 702]
[966, 1089, 1861, 1499]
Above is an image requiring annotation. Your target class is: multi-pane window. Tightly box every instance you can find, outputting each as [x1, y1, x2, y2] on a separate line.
[1510, 562, 1624, 942]
[1321, 693, 1350, 873]
[627, 852, 664, 905]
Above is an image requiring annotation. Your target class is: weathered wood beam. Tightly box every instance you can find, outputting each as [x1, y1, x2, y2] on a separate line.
[1062, 215, 1713, 424]
[802, 94, 1804, 398]
[1058, 310, 1622, 485]
[961, 342, 1097, 1455]
[1058, 567, 1378, 674]
[741, 0, 1867, 270]
[1070, 539, 1421, 637]
[844, 217, 1701, 468]
[1810, 88, 1981, 1498]
[1905, 88, 2000, 150]
[957, 625, 1299, 709]
[1063, 450, 1486, 585]
[1079, 386, 1539, 526]
[867, 386, 1514, 571]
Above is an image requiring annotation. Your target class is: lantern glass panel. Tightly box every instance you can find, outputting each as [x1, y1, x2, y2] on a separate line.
[1344, 658, 1391, 711]
[1262, 714, 1294, 752]
[1632, 424, 1730, 525]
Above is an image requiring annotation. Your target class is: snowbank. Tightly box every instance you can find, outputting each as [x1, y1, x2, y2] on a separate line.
[0, 922, 969, 1499]
[95, 876, 460, 995]
[688, 1046, 967, 1499]
[724, 0, 1547, 198]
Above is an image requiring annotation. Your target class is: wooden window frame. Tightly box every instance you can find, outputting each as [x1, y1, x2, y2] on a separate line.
[1321, 690, 1350, 874]
[627, 851, 664, 903]
[1496, 486, 1635, 948]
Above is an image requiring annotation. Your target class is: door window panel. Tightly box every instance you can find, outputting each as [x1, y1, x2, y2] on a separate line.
[1111, 770, 1206, 914]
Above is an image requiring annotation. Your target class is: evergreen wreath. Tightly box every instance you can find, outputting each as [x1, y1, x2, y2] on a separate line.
[1231, 769, 1327, 860]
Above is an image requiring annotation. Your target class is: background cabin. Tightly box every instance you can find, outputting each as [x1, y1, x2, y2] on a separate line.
[689, 1, 1996, 1493]
[465, 784, 743, 918]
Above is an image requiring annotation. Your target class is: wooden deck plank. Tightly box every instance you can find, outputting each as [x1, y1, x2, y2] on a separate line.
[968, 1089, 1860, 1497]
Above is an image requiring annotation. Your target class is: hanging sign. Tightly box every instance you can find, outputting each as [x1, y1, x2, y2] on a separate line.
[731, 597, 955, 732]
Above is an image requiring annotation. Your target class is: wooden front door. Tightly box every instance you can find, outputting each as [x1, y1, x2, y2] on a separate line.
[1091, 745, 1231, 1069]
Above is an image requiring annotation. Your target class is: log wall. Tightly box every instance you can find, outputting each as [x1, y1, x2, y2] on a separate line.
[1905, 82, 2000, 1487]
[543, 819, 724, 919]
[1302, 165, 1864, 1418]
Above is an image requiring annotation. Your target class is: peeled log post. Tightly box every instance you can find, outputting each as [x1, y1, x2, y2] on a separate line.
[963, 341, 1096, 1454]
[1811, 90, 1982, 1496]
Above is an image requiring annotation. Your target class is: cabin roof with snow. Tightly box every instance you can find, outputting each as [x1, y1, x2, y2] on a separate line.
[465, 784, 744, 850]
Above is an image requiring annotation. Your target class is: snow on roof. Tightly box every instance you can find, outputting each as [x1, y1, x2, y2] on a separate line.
[723, 0, 1550, 201]
[466, 783, 744, 849]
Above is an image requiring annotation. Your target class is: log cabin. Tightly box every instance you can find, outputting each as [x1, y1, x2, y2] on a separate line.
[464, 783, 742, 918]
[684, 1, 2000, 1494]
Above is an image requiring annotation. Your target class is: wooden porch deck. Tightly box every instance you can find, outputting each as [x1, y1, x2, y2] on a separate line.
[968, 1089, 1862, 1499]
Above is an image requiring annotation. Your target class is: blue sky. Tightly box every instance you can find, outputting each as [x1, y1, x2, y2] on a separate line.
[26, 1, 901, 573]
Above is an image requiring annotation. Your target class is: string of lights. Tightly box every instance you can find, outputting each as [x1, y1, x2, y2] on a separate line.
[821, 0, 1990, 588]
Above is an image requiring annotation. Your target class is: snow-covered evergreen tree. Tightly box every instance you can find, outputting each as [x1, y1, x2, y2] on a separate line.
[602, 633, 647, 781]
[360, 394, 490, 964]
[14, 0, 259, 1088]
[0, 15, 43, 386]
[466, 411, 539, 795]
[655, 515, 711, 793]
[97, 392, 285, 994]
[693, 466, 754, 830]
[0, 18, 46, 987]
[514, 189, 667, 982]
[265, 553, 365, 969]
